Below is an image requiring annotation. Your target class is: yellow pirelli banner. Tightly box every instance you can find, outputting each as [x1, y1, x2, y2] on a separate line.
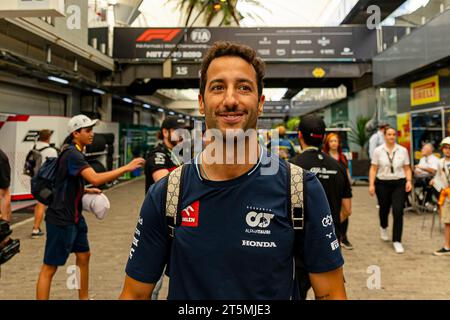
[411, 75, 440, 106]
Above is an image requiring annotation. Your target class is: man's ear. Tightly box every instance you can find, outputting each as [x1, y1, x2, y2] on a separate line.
[298, 131, 303, 141]
[198, 94, 205, 115]
[258, 95, 265, 115]
[162, 128, 169, 139]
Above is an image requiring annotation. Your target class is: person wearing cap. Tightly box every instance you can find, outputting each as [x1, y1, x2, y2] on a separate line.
[368, 123, 388, 160]
[430, 137, 450, 256]
[144, 116, 185, 194]
[120, 42, 346, 300]
[369, 126, 412, 254]
[143, 115, 185, 300]
[291, 114, 352, 300]
[31, 129, 59, 239]
[36, 114, 145, 300]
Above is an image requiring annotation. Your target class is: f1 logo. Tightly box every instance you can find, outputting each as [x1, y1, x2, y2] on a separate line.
[136, 29, 181, 42]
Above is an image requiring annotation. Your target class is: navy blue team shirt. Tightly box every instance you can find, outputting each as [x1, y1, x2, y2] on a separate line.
[126, 149, 344, 300]
[46, 144, 90, 226]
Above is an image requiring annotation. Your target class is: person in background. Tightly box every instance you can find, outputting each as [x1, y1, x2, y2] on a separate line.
[36, 115, 145, 300]
[369, 126, 412, 254]
[369, 123, 388, 160]
[414, 143, 440, 205]
[31, 129, 58, 239]
[291, 115, 352, 300]
[144, 116, 185, 194]
[0, 148, 11, 222]
[266, 125, 297, 160]
[143, 115, 186, 300]
[323, 132, 353, 250]
[431, 137, 450, 256]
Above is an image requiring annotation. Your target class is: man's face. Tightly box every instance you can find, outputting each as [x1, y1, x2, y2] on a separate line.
[74, 127, 94, 145]
[198, 56, 265, 135]
[163, 128, 182, 147]
[442, 144, 450, 157]
[421, 145, 432, 156]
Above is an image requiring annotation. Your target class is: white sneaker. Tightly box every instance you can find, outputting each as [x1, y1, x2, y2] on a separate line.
[380, 227, 389, 241]
[393, 242, 405, 254]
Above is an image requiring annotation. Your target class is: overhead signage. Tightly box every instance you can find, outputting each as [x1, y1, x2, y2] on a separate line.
[114, 27, 377, 62]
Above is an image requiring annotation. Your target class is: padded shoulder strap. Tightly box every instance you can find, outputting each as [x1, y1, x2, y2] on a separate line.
[289, 163, 304, 230]
[165, 165, 185, 238]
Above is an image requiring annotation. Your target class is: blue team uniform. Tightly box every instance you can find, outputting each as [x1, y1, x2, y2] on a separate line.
[125, 150, 343, 299]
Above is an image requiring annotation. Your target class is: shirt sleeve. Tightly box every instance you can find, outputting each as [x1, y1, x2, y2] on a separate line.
[369, 134, 376, 159]
[402, 148, 410, 165]
[145, 151, 171, 175]
[125, 178, 169, 284]
[301, 172, 344, 273]
[371, 147, 380, 165]
[67, 150, 90, 176]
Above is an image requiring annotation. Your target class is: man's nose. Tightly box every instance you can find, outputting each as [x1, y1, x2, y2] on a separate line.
[223, 88, 238, 108]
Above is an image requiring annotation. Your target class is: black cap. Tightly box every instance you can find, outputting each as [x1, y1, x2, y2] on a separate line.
[161, 116, 187, 130]
[298, 114, 326, 145]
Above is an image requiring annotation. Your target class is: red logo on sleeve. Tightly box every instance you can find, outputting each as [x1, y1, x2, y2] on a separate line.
[181, 200, 200, 227]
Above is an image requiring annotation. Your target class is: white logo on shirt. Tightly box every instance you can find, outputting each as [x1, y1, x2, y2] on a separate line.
[246, 211, 275, 228]
[331, 239, 340, 251]
[322, 214, 333, 227]
[242, 240, 277, 248]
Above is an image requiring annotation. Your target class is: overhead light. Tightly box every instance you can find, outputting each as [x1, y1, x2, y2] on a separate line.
[186, 116, 190, 119]
[143, 104, 151, 109]
[92, 88, 105, 95]
[123, 97, 133, 103]
[169, 111, 175, 115]
[158, 108, 164, 113]
[178, 114, 184, 118]
[48, 76, 68, 85]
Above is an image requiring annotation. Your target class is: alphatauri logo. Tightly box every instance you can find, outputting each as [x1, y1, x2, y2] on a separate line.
[242, 240, 277, 248]
[246, 211, 274, 228]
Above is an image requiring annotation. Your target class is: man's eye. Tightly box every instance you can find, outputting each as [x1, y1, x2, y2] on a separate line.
[238, 85, 252, 91]
[211, 85, 224, 91]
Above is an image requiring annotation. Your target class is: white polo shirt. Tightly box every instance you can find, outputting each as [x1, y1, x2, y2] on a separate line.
[371, 143, 410, 180]
[415, 154, 440, 177]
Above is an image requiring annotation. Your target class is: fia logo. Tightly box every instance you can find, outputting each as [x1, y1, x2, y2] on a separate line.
[246, 211, 274, 228]
[190, 29, 211, 43]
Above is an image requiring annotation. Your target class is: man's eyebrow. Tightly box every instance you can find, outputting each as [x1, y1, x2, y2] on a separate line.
[208, 78, 255, 85]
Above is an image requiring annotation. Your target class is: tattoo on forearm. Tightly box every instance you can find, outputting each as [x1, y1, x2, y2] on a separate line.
[315, 294, 330, 300]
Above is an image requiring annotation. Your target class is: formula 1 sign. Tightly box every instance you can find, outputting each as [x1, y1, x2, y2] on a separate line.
[0, 0, 65, 18]
[113, 27, 377, 62]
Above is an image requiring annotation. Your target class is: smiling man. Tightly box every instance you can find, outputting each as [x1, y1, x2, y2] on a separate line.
[120, 42, 346, 300]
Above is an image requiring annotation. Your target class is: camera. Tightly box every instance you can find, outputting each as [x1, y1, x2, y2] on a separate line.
[0, 219, 20, 265]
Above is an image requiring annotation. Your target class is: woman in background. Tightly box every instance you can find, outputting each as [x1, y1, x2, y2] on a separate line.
[323, 133, 353, 250]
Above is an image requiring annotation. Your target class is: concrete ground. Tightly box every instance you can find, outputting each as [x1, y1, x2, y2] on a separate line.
[1, 178, 449, 300]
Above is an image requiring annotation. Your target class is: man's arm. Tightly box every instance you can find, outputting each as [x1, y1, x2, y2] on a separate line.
[119, 275, 155, 300]
[310, 267, 347, 300]
[152, 169, 170, 183]
[81, 158, 144, 186]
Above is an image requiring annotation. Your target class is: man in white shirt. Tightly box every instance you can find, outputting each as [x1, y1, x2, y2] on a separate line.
[414, 143, 440, 205]
[415, 143, 439, 178]
[368, 123, 388, 160]
[31, 129, 58, 238]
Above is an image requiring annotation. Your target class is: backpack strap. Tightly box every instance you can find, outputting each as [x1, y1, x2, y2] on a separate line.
[287, 162, 304, 230]
[165, 165, 186, 238]
[37, 146, 51, 152]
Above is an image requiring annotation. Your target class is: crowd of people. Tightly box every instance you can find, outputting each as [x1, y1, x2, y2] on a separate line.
[1, 41, 450, 301]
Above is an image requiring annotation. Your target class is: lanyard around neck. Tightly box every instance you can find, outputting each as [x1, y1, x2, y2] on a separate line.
[385, 149, 396, 174]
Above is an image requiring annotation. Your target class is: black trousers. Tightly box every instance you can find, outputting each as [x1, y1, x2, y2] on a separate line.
[375, 178, 406, 242]
[341, 218, 349, 241]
